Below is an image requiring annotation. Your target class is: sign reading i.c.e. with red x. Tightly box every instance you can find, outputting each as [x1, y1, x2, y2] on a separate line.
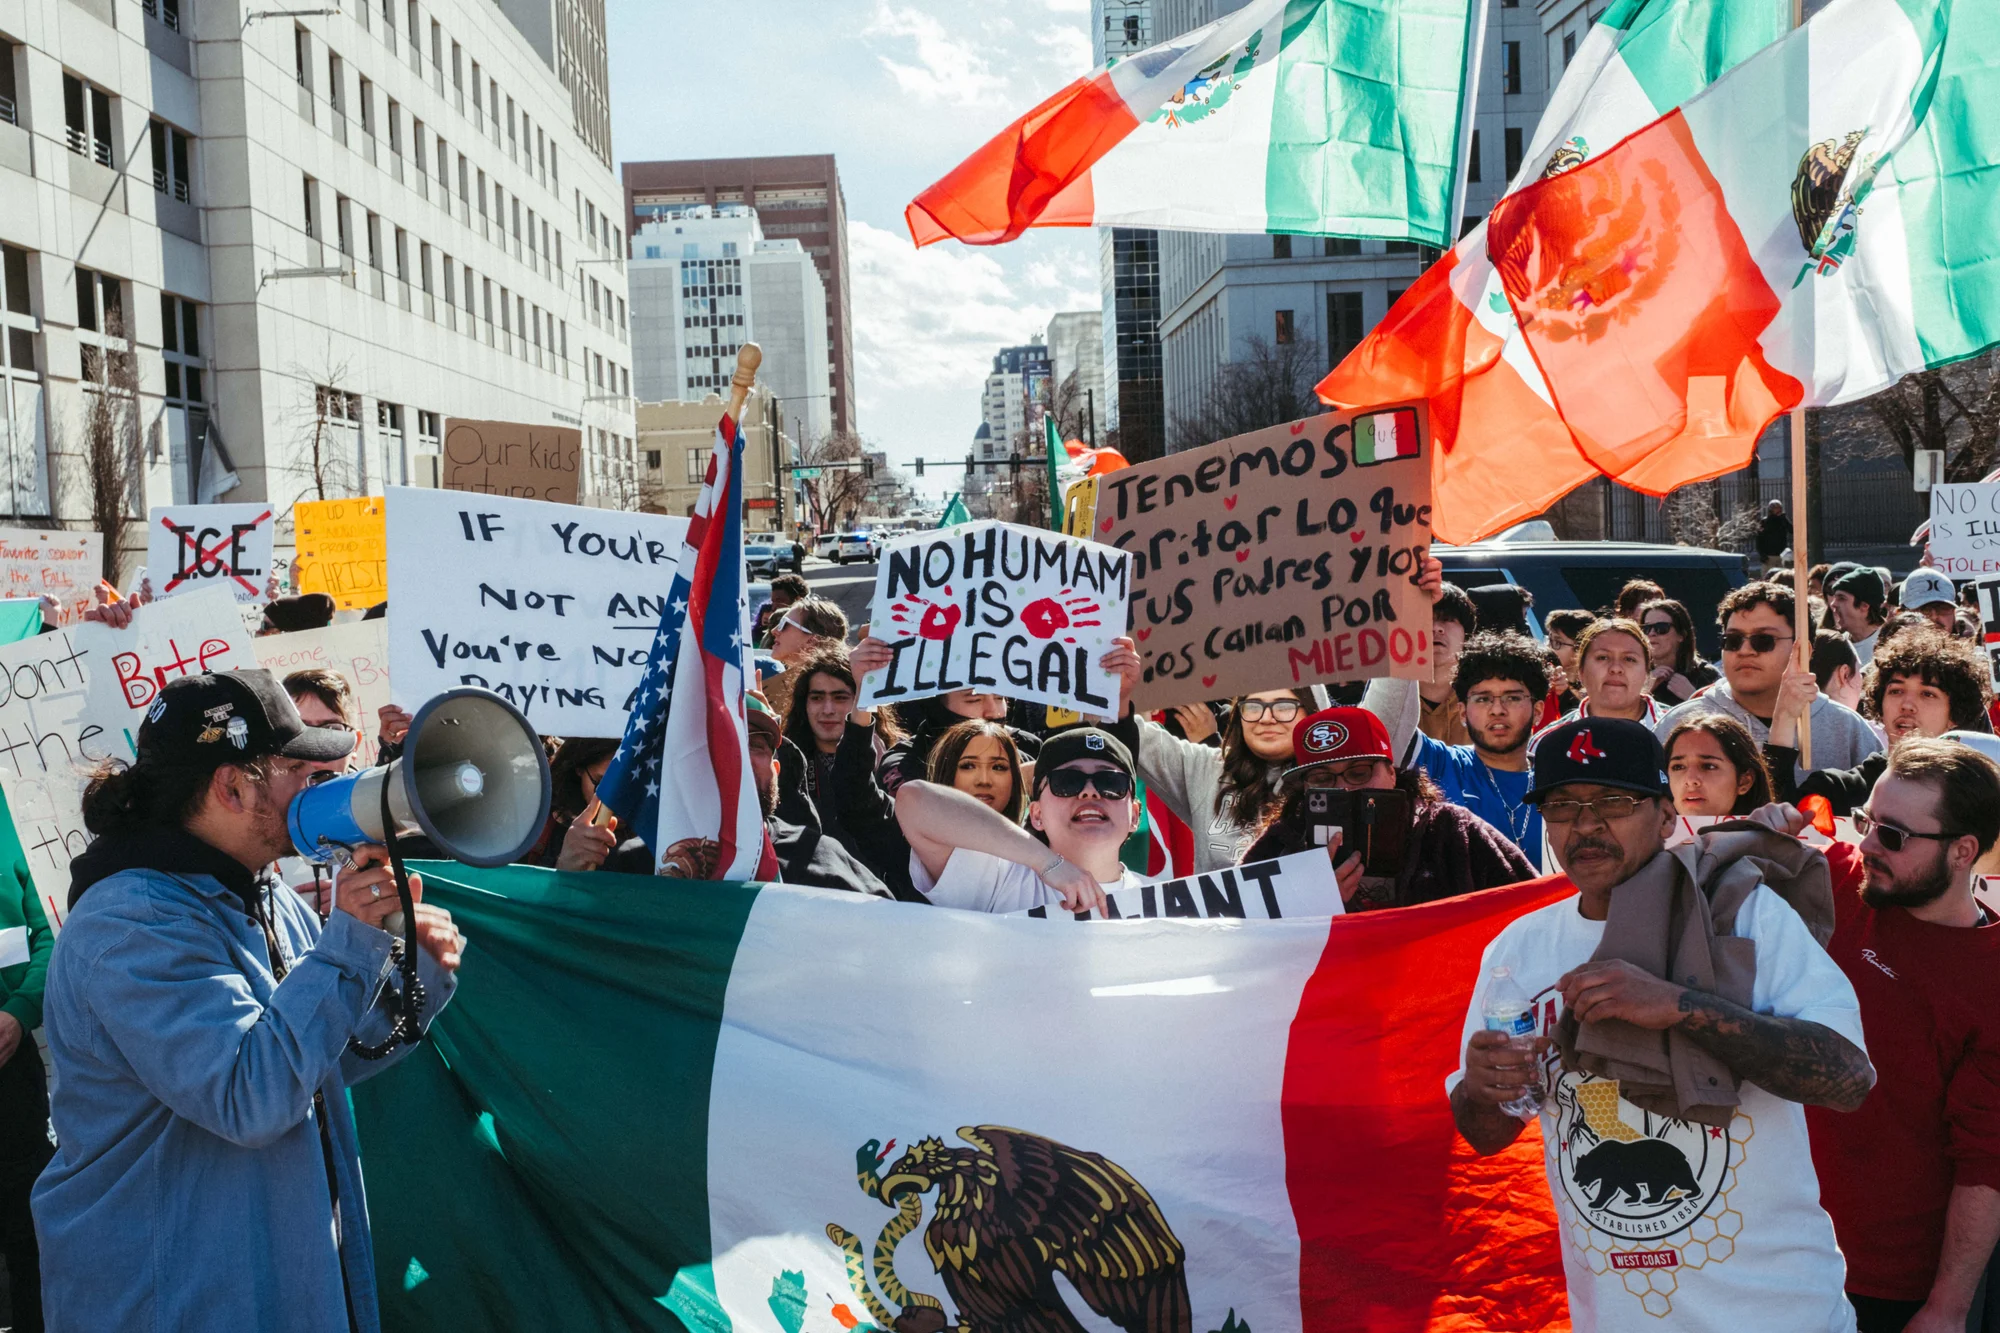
[146, 503, 276, 604]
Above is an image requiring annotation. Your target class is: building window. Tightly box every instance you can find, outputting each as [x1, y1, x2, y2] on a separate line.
[327, 52, 343, 113]
[335, 194, 353, 263]
[74, 267, 122, 334]
[1502, 42, 1521, 95]
[1274, 309, 1294, 344]
[1563, 32, 1577, 67]
[141, 0, 182, 31]
[418, 409, 440, 452]
[451, 41, 463, 107]
[0, 243, 48, 516]
[685, 448, 709, 484]
[1504, 126, 1525, 179]
[1466, 129, 1481, 184]
[295, 26, 310, 87]
[1324, 237, 1361, 257]
[62, 75, 114, 165]
[1271, 235, 1291, 260]
[645, 450, 661, 470]
[150, 121, 193, 201]
[470, 59, 483, 128]
[0, 40, 19, 126]
[357, 77, 374, 137]
[1326, 291, 1364, 367]
[1384, 240, 1416, 255]
[302, 175, 317, 237]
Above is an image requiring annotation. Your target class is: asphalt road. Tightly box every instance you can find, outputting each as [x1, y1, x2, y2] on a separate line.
[801, 555, 878, 631]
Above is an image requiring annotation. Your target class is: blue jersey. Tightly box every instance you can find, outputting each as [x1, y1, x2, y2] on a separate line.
[1408, 732, 1542, 869]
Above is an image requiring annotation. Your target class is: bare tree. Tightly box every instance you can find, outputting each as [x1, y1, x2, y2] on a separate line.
[1050, 371, 1092, 447]
[66, 306, 145, 581]
[279, 356, 363, 508]
[1169, 334, 1327, 451]
[798, 429, 872, 533]
[1843, 349, 2000, 481]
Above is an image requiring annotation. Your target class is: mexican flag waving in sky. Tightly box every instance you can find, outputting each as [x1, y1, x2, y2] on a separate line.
[352, 865, 1575, 1332]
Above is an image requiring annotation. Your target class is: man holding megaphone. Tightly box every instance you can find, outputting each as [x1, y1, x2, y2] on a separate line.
[32, 669, 464, 1333]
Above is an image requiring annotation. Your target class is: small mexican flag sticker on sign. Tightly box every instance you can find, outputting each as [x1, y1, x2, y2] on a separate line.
[1353, 408, 1421, 465]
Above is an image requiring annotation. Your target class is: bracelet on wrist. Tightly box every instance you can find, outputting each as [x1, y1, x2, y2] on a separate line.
[1041, 850, 1067, 878]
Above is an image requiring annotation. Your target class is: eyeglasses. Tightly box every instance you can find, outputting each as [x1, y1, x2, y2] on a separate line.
[1466, 691, 1534, 710]
[1852, 810, 1958, 853]
[1238, 699, 1304, 723]
[1539, 793, 1649, 824]
[1041, 767, 1134, 800]
[1642, 622, 1675, 636]
[1304, 760, 1387, 790]
[1548, 636, 1578, 652]
[1720, 630, 1795, 655]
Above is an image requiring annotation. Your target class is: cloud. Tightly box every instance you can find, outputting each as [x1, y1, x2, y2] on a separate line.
[865, 3, 1011, 106]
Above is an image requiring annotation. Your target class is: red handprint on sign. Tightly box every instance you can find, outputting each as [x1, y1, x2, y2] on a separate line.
[887, 594, 962, 642]
[1021, 590, 1104, 644]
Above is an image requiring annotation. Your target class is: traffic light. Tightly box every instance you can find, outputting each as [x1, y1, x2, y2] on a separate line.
[863, 458, 876, 480]
[915, 458, 924, 477]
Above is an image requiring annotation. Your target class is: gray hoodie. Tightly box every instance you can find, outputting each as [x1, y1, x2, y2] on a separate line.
[1130, 717, 1284, 873]
[1656, 681, 1882, 779]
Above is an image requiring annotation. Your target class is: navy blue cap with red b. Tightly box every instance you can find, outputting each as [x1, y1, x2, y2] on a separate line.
[1524, 718, 1669, 806]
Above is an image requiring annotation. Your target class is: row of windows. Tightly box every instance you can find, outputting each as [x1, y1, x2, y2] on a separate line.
[1465, 126, 1528, 184]
[1266, 291, 1374, 368]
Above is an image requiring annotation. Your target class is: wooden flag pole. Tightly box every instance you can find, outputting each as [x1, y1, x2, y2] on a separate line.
[726, 342, 765, 425]
[1790, 404, 1813, 769]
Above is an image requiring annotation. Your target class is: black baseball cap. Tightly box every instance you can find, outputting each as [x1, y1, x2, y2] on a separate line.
[1524, 718, 1669, 805]
[137, 670, 357, 767]
[1035, 728, 1134, 787]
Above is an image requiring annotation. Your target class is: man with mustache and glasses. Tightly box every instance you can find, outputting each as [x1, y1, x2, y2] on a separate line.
[1450, 716, 1873, 1333]
[895, 727, 1140, 916]
[1778, 739, 2000, 1333]
[1658, 582, 1879, 778]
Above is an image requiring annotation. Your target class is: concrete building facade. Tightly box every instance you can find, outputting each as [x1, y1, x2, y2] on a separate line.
[1045, 308, 1103, 444]
[636, 384, 795, 534]
[623, 154, 854, 437]
[0, 0, 637, 573]
[628, 206, 830, 448]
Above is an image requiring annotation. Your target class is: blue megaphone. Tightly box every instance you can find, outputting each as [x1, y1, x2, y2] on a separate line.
[288, 687, 552, 867]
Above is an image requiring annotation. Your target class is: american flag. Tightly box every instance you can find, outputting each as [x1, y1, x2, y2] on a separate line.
[597, 412, 778, 880]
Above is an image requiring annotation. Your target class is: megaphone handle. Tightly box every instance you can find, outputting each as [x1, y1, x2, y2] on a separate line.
[348, 772, 429, 1061]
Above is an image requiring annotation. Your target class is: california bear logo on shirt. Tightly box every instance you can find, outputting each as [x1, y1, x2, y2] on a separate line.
[1552, 1075, 1734, 1243]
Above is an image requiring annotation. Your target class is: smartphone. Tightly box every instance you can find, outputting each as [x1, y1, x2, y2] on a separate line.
[1305, 788, 1413, 878]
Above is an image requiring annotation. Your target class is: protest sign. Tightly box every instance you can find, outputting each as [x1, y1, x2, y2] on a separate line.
[855, 520, 1132, 715]
[256, 619, 392, 766]
[1976, 576, 2000, 688]
[1096, 406, 1434, 710]
[1015, 850, 1342, 921]
[385, 487, 688, 737]
[147, 503, 275, 603]
[441, 419, 582, 505]
[0, 527, 102, 622]
[0, 587, 253, 927]
[1927, 482, 2000, 576]
[293, 496, 387, 610]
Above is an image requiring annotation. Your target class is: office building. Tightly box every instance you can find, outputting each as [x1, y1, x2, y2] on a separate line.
[1045, 309, 1103, 444]
[623, 154, 854, 437]
[1152, 0, 1547, 450]
[1089, 0, 1164, 463]
[0, 0, 638, 572]
[628, 207, 831, 446]
[636, 385, 794, 533]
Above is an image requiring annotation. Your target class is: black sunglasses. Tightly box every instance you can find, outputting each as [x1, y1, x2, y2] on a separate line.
[1852, 810, 1958, 853]
[1041, 768, 1134, 800]
[1720, 630, 1795, 654]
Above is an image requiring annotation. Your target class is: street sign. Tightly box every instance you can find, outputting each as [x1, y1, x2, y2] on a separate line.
[795, 467, 823, 479]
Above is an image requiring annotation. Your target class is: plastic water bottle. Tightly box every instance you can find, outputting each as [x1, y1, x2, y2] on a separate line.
[1481, 965, 1544, 1120]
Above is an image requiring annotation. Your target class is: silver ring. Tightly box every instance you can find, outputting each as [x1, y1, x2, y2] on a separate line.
[370, 885, 381, 899]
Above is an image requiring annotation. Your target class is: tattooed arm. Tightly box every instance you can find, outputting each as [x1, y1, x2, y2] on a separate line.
[1674, 989, 1875, 1111]
[1558, 960, 1876, 1111]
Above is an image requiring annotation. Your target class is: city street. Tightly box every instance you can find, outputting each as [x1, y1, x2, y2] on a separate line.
[800, 555, 878, 628]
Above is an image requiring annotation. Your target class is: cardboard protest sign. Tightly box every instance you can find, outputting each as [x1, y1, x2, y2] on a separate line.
[1975, 576, 2000, 688]
[441, 419, 582, 505]
[856, 521, 1132, 715]
[0, 586, 254, 928]
[0, 527, 102, 622]
[1014, 850, 1342, 921]
[293, 496, 387, 610]
[386, 487, 688, 737]
[256, 619, 392, 767]
[1927, 483, 2000, 576]
[147, 503, 275, 604]
[1095, 406, 1434, 710]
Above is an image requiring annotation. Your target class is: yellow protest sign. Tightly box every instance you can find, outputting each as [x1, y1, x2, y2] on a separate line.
[293, 497, 386, 609]
[1062, 476, 1100, 539]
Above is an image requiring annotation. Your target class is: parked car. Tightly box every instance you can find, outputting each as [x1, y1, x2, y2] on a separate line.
[1437, 533, 1749, 659]
[813, 532, 842, 560]
[836, 531, 881, 564]
[746, 540, 803, 577]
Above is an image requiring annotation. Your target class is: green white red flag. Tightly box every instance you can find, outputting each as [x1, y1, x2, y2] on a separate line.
[1320, 0, 1997, 544]
[354, 865, 1576, 1332]
[907, 0, 1485, 250]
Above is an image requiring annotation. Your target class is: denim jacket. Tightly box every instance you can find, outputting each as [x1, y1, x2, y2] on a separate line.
[32, 866, 453, 1332]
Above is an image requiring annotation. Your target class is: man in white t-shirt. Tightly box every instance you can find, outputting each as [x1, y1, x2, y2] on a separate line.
[1449, 717, 1874, 1333]
[895, 727, 1143, 914]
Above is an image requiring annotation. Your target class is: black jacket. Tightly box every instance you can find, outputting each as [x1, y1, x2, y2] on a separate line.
[797, 721, 915, 896]
[1764, 744, 1886, 816]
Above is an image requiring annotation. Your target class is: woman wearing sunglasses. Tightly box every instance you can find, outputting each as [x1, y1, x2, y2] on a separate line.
[895, 728, 1142, 915]
[1638, 598, 1718, 705]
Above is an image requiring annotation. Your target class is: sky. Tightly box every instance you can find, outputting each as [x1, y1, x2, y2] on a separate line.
[605, 0, 1105, 504]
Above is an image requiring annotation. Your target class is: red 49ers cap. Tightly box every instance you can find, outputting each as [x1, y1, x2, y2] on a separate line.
[1285, 706, 1394, 778]
[1524, 718, 1668, 805]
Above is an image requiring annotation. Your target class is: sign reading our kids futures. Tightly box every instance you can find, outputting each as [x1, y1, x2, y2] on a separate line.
[1095, 405, 1435, 711]
[857, 522, 1132, 716]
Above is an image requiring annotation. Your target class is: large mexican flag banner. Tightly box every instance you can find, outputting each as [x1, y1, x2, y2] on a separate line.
[353, 866, 1574, 1332]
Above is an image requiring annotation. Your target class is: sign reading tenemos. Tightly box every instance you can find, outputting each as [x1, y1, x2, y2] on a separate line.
[856, 521, 1132, 715]
[385, 488, 688, 737]
[1094, 406, 1435, 710]
[1927, 483, 2000, 576]
[146, 503, 275, 603]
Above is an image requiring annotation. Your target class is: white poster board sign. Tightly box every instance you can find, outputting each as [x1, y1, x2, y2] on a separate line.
[1927, 483, 2000, 577]
[147, 503, 276, 604]
[0, 587, 255, 928]
[1011, 850, 1342, 922]
[385, 487, 689, 737]
[255, 620, 392, 767]
[0, 527, 103, 621]
[856, 521, 1131, 714]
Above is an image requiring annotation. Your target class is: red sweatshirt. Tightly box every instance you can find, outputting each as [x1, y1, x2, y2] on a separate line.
[1806, 842, 2000, 1300]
